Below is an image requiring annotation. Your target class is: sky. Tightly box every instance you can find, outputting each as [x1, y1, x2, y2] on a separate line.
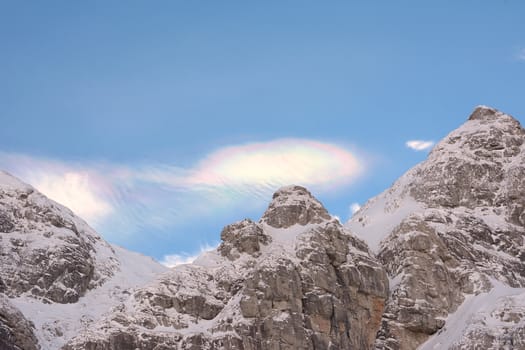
[1, 1, 525, 265]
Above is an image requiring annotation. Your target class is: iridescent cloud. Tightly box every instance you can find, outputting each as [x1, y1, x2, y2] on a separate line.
[0, 139, 365, 236]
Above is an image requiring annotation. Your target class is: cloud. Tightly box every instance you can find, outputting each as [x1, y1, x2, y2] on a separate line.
[36, 172, 114, 223]
[138, 139, 363, 193]
[160, 243, 217, 267]
[516, 48, 525, 61]
[0, 153, 114, 225]
[0, 139, 365, 237]
[349, 203, 361, 216]
[406, 140, 434, 151]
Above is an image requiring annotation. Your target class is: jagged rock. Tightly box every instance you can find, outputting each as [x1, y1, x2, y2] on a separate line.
[260, 185, 332, 228]
[0, 171, 119, 304]
[0, 172, 167, 349]
[0, 210, 14, 233]
[348, 106, 525, 350]
[218, 219, 271, 260]
[0, 294, 40, 350]
[64, 186, 388, 350]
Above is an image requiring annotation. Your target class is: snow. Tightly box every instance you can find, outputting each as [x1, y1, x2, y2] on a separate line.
[419, 279, 525, 350]
[263, 223, 317, 254]
[346, 179, 424, 253]
[11, 244, 167, 350]
[0, 170, 33, 191]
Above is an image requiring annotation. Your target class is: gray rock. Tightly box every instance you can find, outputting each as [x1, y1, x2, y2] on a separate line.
[260, 185, 332, 228]
[0, 171, 119, 304]
[0, 294, 40, 350]
[218, 219, 271, 260]
[349, 106, 525, 350]
[64, 187, 388, 350]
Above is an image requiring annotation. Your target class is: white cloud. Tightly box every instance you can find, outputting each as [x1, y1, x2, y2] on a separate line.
[160, 253, 198, 267]
[516, 48, 525, 61]
[0, 139, 365, 236]
[0, 153, 114, 225]
[140, 139, 364, 192]
[36, 171, 113, 223]
[160, 243, 217, 267]
[406, 140, 434, 151]
[350, 203, 361, 216]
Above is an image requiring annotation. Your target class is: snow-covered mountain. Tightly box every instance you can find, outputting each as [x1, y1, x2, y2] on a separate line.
[348, 105, 525, 349]
[0, 171, 167, 349]
[1, 105, 525, 350]
[63, 185, 388, 349]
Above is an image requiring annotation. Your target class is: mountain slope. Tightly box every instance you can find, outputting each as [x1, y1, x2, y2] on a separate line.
[2, 105, 525, 350]
[64, 186, 389, 350]
[348, 106, 525, 349]
[0, 171, 167, 349]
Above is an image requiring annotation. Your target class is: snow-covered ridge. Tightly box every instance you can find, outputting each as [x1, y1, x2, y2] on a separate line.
[0, 171, 167, 349]
[63, 184, 388, 350]
[347, 106, 525, 349]
[11, 245, 167, 349]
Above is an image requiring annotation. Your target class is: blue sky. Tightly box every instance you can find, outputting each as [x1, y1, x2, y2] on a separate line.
[1, 1, 524, 264]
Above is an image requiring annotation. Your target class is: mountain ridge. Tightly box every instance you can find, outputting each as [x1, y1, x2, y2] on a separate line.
[1, 105, 525, 349]
[349, 105, 525, 349]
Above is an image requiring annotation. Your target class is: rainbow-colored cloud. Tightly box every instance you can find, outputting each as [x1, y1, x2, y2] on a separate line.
[0, 139, 364, 237]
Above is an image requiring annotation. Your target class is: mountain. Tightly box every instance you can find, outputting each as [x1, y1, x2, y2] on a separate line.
[348, 106, 525, 349]
[63, 185, 389, 349]
[0, 171, 167, 349]
[1, 105, 525, 350]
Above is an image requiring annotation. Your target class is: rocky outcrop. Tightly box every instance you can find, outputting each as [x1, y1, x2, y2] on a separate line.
[0, 171, 119, 304]
[218, 219, 271, 260]
[0, 171, 167, 349]
[260, 185, 332, 228]
[348, 106, 525, 349]
[0, 294, 40, 350]
[64, 185, 389, 350]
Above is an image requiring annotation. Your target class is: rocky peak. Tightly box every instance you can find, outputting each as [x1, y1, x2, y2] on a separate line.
[348, 106, 525, 349]
[0, 171, 119, 304]
[408, 106, 525, 214]
[431, 106, 523, 157]
[218, 219, 271, 260]
[63, 185, 389, 350]
[468, 105, 502, 121]
[260, 185, 331, 228]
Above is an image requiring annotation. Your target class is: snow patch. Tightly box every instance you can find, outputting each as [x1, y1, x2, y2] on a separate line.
[11, 245, 167, 350]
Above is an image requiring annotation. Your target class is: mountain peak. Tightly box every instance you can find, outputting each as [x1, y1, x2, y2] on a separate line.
[260, 185, 331, 228]
[468, 105, 500, 121]
[466, 105, 521, 128]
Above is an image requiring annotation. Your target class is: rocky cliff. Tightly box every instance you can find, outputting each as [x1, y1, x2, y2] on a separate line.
[63, 185, 389, 350]
[0, 171, 167, 349]
[348, 106, 525, 349]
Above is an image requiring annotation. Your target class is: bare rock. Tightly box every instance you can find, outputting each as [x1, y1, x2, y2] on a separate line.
[0, 171, 119, 304]
[349, 106, 525, 350]
[0, 294, 40, 350]
[260, 185, 332, 228]
[63, 187, 388, 350]
[218, 219, 271, 260]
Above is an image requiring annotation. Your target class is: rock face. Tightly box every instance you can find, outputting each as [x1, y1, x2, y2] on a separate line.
[0, 171, 119, 304]
[64, 185, 389, 350]
[348, 106, 525, 349]
[260, 185, 332, 228]
[0, 171, 167, 349]
[0, 294, 39, 350]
